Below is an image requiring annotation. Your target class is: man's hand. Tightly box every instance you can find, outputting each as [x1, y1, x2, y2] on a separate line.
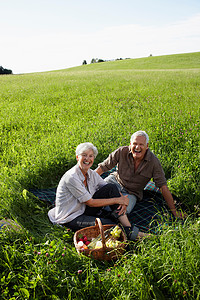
[172, 210, 187, 219]
[160, 185, 186, 219]
[95, 166, 104, 175]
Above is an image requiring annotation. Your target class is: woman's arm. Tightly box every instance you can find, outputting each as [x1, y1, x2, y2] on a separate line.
[85, 193, 129, 208]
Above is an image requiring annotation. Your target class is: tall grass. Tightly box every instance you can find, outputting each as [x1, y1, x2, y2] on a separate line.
[0, 52, 199, 299]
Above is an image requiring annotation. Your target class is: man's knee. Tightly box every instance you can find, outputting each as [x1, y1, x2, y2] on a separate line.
[126, 194, 137, 214]
[105, 183, 121, 197]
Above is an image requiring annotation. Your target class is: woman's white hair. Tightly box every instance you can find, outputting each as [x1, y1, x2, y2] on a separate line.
[76, 142, 98, 158]
[130, 131, 149, 144]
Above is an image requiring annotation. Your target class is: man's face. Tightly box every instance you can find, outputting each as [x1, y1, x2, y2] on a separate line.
[76, 149, 95, 174]
[130, 135, 148, 161]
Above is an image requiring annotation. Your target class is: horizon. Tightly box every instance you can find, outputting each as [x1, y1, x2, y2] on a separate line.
[4, 51, 200, 75]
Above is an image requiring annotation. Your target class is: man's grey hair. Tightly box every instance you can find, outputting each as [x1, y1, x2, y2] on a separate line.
[76, 142, 98, 158]
[130, 131, 149, 144]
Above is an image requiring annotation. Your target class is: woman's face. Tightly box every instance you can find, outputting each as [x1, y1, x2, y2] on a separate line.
[76, 149, 95, 174]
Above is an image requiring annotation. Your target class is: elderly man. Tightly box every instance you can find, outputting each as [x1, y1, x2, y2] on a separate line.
[96, 130, 183, 218]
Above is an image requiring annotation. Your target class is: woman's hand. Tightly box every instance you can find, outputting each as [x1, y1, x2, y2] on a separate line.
[116, 193, 129, 215]
[117, 204, 127, 215]
[118, 193, 129, 206]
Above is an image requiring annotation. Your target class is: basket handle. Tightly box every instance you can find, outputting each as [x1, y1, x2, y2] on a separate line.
[95, 218, 106, 250]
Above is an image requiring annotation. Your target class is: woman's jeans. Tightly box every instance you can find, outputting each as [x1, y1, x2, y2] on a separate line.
[104, 174, 137, 214]
[66, 183, 122, 232]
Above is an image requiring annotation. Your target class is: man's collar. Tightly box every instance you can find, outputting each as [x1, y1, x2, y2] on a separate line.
[144, 148, 151, 161]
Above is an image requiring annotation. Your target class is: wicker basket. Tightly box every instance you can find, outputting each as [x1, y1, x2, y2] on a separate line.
[74, 218, 127, 261]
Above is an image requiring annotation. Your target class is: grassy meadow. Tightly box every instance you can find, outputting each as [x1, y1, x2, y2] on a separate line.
[0, 52, 199, 299]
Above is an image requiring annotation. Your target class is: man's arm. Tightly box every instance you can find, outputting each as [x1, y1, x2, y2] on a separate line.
[160, 185, 184, 219]
[95, 147, 122, 175]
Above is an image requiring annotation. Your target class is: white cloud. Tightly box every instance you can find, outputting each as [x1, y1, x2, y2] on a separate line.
[86, 13, 200, 59]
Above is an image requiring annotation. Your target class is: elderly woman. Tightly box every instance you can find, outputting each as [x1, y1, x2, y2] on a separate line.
[48, 142, 146, 240]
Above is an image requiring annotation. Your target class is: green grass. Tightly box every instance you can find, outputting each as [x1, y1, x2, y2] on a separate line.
[66, 51, 200, 71]
[0, 52, 200, 299]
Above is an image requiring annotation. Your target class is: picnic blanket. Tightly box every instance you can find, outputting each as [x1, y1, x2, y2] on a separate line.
[0, 219, 22, 232]
[29, 167, 182, 233]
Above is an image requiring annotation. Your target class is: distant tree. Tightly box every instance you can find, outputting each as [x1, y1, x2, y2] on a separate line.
[82, 60, 87, 65]
[0, 66, 12, 75]
[91, 58, 97, 64]
[91, 58, 105, 63]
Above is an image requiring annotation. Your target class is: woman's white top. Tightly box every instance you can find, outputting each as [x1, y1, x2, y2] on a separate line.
[48, 164, 106, 224]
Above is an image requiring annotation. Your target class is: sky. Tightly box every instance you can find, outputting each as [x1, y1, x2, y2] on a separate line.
[1, 0, 200, 74]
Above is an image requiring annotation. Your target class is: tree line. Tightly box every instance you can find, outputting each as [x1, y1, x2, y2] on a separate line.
[82, 57, 130, 65]
[0, 66, 13, 75]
